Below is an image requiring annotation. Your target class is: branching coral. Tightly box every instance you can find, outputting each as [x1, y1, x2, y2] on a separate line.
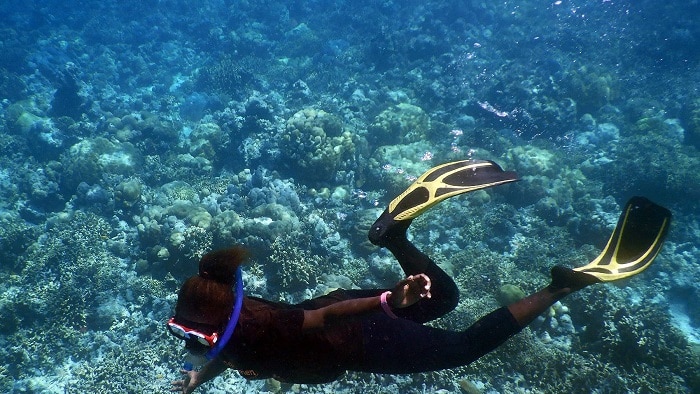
[170, 225, 213, 262]
[0, 212, 38, 271]
[195, 56, 258, 97]
[65, 328, 176, 393]
[268, 234, 322, 293]
[0, 205, 176, 392]
[573, 286, 700, 391]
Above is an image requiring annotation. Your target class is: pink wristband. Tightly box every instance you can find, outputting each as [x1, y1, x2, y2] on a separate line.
[380, 291, 399, 319]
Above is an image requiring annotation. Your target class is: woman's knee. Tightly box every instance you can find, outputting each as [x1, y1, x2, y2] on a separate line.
[435, 278, 459, 315]
[425, 264, 459, 312]
[413, 273, 459, 320]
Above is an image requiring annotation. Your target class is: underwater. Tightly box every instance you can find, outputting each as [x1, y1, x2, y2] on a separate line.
[0, 0, 699, 392]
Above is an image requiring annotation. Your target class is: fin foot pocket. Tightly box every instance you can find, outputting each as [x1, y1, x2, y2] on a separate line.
[549, 265, 600, 291]
[368, 210, 412, 246]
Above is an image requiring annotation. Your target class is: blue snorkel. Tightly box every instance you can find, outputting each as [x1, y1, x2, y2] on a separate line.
[183, 266, 244, 370]
[206, 266, 244, 359]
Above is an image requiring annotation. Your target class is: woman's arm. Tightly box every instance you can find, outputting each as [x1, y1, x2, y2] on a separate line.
[302, 274, 431, 330]
[172, 357, 229, 394]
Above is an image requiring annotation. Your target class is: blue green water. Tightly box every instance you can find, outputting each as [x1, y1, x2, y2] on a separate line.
[0, 1, 698, 392]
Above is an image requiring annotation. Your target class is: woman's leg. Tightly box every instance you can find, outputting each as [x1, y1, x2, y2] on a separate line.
[355, 267, 596, 374]
[386, 235, 459, 323]
[508, 266, 599, 326]
[370, 214, 459, 323]
[356, 306, 522, 374]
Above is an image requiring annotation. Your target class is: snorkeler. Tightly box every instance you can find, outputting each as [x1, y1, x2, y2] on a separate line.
[168, 160, 671, 394]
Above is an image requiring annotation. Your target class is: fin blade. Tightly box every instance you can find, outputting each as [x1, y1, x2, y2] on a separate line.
[388, 160, 518, 221]
[574, 197, 671, 282]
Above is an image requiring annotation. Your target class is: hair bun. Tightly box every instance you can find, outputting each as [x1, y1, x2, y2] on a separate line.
[198, 246, 249, 285]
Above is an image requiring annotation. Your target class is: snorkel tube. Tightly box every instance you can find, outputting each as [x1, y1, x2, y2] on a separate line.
[182, 266, 244, 370]
[206, 266, 244, 360]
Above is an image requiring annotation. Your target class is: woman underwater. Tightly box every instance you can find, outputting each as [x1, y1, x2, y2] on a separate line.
[167, 160, 671, 393]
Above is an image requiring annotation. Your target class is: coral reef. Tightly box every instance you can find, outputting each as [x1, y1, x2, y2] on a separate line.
[268, 234, 322, 293]
[0, 210, 173, 391]
[495, 284, 525, 306]
[1, 1, 699, 393]
[278, 108, 356, 184]
[195, 56, 258, 98]
[60, 137, 142, 194]
[563, 66, 619, 114]
[114, 178, 142, 208]
[366, 141, 434, 196]
[682, 98, 700, 148]
[368, 103, 431, 145]
[590, 111, 700, 204]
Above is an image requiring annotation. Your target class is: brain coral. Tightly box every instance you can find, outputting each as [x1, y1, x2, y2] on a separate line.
[278, 108, 355, 183]
[368, 103, 430, 146]
[60, 137, 141, 194]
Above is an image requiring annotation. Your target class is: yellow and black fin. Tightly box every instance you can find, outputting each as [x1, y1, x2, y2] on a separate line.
[369, 159, 518, 246]
[387, 159, 519, 221]
[573, 196, 671, 282]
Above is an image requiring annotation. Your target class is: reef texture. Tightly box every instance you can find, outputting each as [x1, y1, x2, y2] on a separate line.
[0, 0, 699, 393]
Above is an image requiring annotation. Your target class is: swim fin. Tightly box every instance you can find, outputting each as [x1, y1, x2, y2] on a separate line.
[569, 196, 671, 284]
[387, 159, 519, 221]
[369, 159, 518, 246]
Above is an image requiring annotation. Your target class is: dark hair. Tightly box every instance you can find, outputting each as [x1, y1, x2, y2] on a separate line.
[175, 247, 249, 325]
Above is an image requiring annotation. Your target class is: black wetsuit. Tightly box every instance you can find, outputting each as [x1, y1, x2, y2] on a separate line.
[218, 238, 523, 384]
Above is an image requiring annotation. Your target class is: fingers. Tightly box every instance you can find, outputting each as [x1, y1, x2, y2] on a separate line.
[405, 274, 432, 298]
[171, 379, 184, 392]
[415, 273, 431, 291]
[171, 370, 192, 393]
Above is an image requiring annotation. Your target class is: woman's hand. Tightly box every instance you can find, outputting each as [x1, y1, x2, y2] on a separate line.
[171, 369, 200, 394]
[389, 274, 432, 308]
